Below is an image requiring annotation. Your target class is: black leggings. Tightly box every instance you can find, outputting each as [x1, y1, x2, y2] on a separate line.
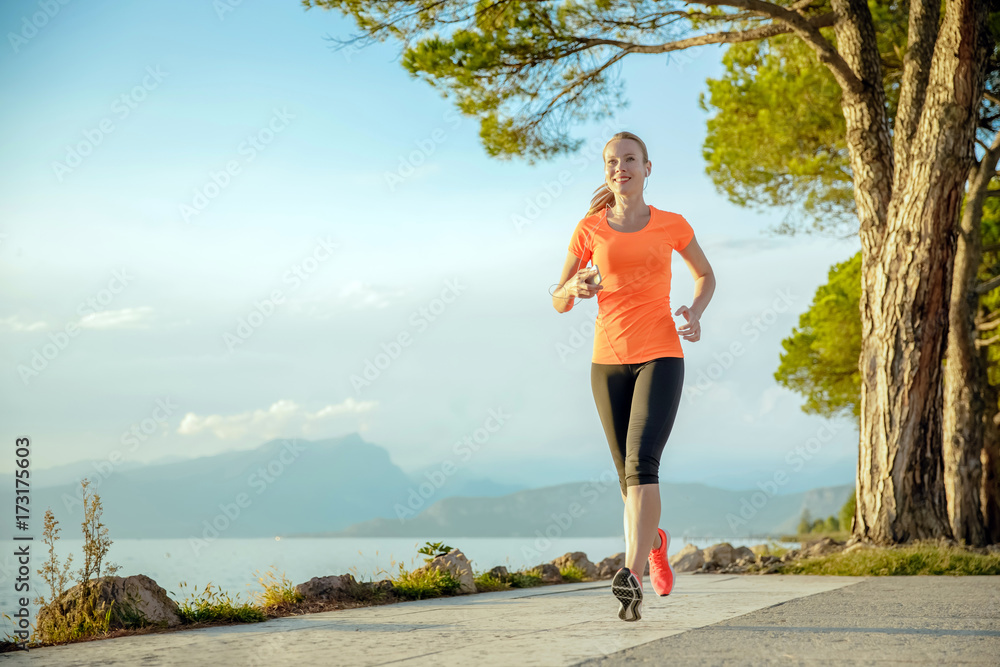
[590, 356, 684, 496]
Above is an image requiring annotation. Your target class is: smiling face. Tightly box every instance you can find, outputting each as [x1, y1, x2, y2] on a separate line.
[604, 138, 649, 195]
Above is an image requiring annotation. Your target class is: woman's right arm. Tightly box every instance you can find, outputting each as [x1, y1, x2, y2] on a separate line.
[553, 252, 601, 313]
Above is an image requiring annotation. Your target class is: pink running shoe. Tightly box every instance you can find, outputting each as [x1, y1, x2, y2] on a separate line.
[648, 527, 674, 596]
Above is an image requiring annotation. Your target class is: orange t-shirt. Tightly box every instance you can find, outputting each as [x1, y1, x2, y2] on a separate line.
[567, 204, 695, 364]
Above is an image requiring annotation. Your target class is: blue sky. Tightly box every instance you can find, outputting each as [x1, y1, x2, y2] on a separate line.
[0, 0, 861, 493]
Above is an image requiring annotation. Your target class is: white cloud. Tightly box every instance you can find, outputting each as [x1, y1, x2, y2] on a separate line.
[177, 397, 378, 440]
[290, 282, 409, 317]
[77, 306, 155, 330]
[0, 315, 48, 332]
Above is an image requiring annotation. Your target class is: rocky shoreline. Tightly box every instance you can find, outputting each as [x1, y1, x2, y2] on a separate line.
[22, 535, 1000, 648]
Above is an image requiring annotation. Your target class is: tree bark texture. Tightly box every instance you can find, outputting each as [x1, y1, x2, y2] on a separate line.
[943, 127, 1000, 546]
[853, 0, 990, 544]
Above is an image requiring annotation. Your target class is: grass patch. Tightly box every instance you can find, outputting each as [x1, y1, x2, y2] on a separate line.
[507, 571, 543, 588]
[473, 572, 511, 592]
[558, 564, 588, 583]
[252, 566, 304, 609]
[391, 566, 461, 600]
[780, 541, 1000, 576]
[174, 582, 267, 624]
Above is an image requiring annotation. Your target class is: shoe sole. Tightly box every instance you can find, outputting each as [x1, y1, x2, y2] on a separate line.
[662, 529, 674, 597]
[612, 568, 643, 622]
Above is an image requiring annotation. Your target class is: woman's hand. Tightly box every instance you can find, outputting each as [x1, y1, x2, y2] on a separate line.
[675, 305, 701, 342]
[564, 266, 603, 299]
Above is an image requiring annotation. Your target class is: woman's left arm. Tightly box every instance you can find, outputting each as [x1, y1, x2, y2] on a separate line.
[675, 237, 716, 342]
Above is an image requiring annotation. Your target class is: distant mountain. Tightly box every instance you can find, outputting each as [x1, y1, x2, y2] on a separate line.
[25, 434, 419, 538]
[18, 433, 852, 541]
[308, 480, 854, 539]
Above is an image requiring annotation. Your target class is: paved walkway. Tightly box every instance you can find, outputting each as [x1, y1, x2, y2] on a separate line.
[5, 574, 996, 665]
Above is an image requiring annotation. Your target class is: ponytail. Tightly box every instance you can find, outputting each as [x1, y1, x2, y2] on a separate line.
[586, 184, 615, 218]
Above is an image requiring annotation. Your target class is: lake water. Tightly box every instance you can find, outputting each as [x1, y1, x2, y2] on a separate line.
[0, 536, 795, 620]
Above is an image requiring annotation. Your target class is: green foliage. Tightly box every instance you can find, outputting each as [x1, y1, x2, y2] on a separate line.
[775, 198, 1000, 426]
[557, 564, 588, 583]
[416, 541, 453, 563]
[30, 480, 129, 646]
[698, 1, 910, 234]
[473, 571, 511, 592]
[174, 582, 267, 624]
[840, 492, 857, 534]
[797, 509, 813, 536]
[507, 571, 543, 588]
[780, 541, 1000, 575]
[252, 566, 304, 608]
[775, 251, 863, 422]
[391, 565, 462, 600]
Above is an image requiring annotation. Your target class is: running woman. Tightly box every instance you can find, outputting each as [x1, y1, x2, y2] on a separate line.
[550, 132, 716, 621]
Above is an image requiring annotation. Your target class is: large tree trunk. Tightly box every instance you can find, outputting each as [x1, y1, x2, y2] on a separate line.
[982, 376, 1000, 543]
[943, 132, 1000, 546]
[851, 0, 990, 544]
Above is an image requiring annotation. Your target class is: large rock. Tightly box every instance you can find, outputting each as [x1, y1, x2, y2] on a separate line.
[531, 563, 563, 584]
[748, 543, 772, 557]
[669, 544, 705, 572]
[420, 549, 476, 594]
[732, 546, 756, 563]
[801, 537, 845, 558]
[596, 553, 625, 579]
[295, 573, 357, 601]
[551, 552, 598, 580]
[488, 566, 509, 580]
[702, 542, 736, 568]
[37, 574, 182, 630]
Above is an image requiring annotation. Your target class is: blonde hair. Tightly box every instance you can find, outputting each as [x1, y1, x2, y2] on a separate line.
[585, 132, 650, 218]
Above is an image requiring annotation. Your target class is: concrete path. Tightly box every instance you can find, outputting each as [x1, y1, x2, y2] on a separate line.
[578, 575, 1000, 666]
[6, 573, 992, 666]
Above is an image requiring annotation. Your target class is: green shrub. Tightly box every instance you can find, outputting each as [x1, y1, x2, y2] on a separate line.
[780, 541, 1000, 576]
[473, 571, 511, 592]
[391, 566, 461, 600]
[174, 582, 267, 624]
[31, 480, 128, 645]
[252, 566, 304, 609]
[558, 564, 588, 583]
[507, 571, 543, 588]
[416, 541, 453, 563]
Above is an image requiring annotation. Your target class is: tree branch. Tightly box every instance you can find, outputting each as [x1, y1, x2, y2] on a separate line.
[572, 11, 836, 56]
[689, 0, 864, 94]
[978, 274, 1000, 295]
[975, 333, 1000, 348]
